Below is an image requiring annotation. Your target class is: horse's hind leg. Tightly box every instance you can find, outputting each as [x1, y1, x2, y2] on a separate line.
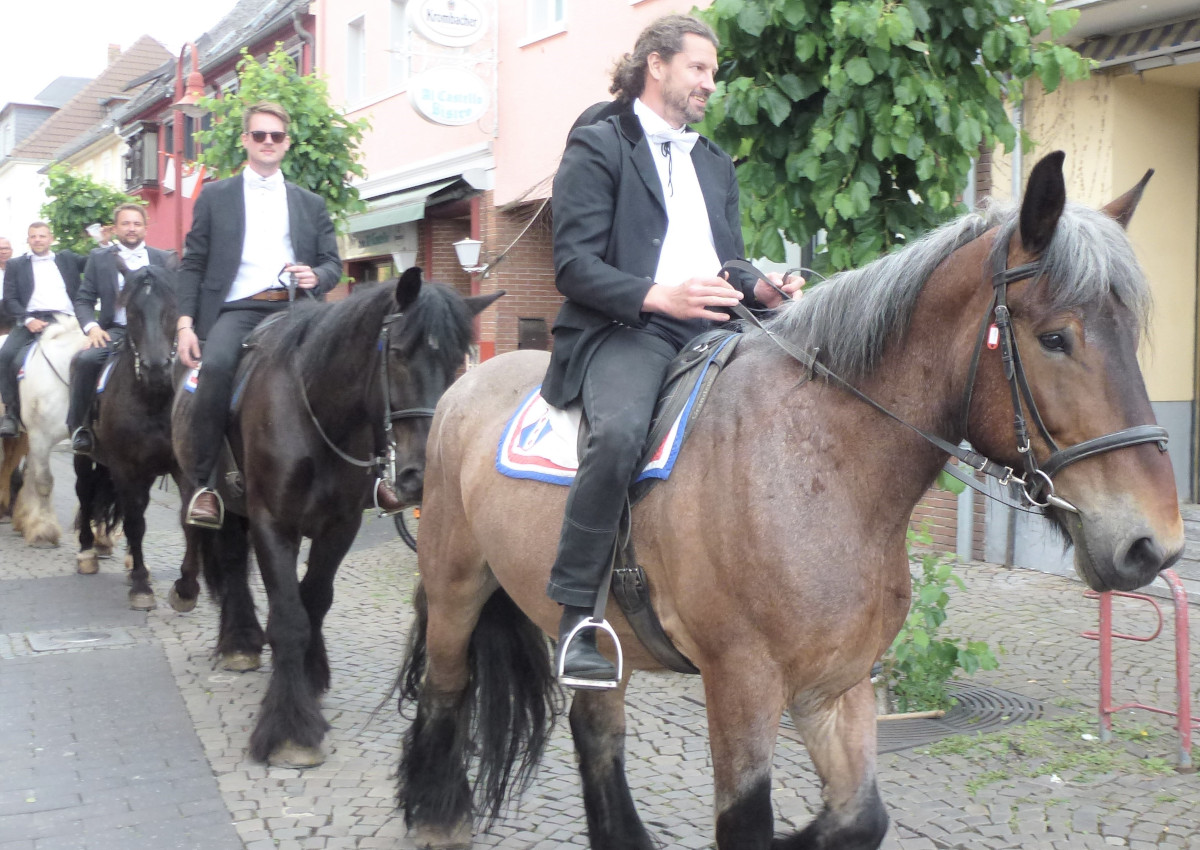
[201, 513, 266, 670]
[780, 679, 888, 850]
[169, 475, 203, 613]
[73, 455, 99, 574]
[571, 686, 655, 850]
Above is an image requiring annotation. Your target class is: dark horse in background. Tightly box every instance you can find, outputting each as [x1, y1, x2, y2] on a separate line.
[395, 153, 1184, 850]
[171, 268, 501, 768]
[73, 264, 192, 609]
[0, 309, 27, 523]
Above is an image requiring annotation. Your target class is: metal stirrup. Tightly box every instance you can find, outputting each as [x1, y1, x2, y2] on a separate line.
[556, 617, 624, 690]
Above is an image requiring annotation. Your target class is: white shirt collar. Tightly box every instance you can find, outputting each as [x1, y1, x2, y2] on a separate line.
[31, 251, 55, 261]
[243, 167, 285, 191]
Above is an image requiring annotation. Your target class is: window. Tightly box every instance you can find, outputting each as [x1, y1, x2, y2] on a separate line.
[347, 16, 367, 103]
[528, 0, 565, 37]
[390, 0, 410, 88]
[122, 122, 159, 191]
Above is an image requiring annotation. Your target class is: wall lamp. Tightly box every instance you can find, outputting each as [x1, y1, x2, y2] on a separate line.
[453, 237, 491, 276]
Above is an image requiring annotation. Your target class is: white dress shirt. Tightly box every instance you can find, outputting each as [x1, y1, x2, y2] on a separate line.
[633, 98, 720, 289]
[225, 168, 294, 303]
[25, 252, 74, 324]
[83, 243, 149, 333]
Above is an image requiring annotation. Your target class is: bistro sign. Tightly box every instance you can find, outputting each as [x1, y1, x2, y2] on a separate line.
[408, 0, 487, 47]
[409, 67, 489, 126]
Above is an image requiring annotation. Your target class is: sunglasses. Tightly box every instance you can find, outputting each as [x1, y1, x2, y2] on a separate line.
[248, 130, 288, 144]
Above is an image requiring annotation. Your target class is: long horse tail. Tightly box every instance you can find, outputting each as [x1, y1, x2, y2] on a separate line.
[398, 581, 561, 830]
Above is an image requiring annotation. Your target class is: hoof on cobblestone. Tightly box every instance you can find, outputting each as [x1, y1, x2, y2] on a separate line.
[223, 651, 261, 672]
[129, 591, 156, 611]
[406, 822, 472, 849]
[168, 586, 197, 613]
[268, 741, 326, 769]
[76, 550, 99, 574]
[94, 542, 113, 558]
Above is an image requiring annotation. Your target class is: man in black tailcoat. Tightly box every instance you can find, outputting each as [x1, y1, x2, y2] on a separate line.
[67, 203, 178, 453]
[543, 14, 802, 687]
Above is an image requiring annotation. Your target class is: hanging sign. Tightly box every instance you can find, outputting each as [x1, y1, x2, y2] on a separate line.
[408, 0, 487, 48]
[409, 67, 489, 126]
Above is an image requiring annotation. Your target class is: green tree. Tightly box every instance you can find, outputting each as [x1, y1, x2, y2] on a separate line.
[698, 0, 1091, 270]
[40, 165, 142, 255]
[195, 46, 369, 229]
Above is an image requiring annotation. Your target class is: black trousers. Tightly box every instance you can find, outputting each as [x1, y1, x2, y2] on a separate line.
[546, 326, 679, 609]
[67, 326, 125, 432]
[190, 300, 287, 487]
[0, 319, 49, 421]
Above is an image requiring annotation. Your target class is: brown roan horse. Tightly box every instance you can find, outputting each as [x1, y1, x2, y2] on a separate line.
[395, 152, 1184, 850]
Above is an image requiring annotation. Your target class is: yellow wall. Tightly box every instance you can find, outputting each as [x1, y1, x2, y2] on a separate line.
[993, 73, 1197, 402]
[1111, 76, 1197, 403]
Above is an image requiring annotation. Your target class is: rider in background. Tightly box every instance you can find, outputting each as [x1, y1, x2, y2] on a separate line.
[542, 14, 801, 687]
[0, 222, 86, 438]
[67, 203, 178, 455]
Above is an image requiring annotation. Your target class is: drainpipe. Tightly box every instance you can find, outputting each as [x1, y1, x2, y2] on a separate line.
[293, 11, 315, 74]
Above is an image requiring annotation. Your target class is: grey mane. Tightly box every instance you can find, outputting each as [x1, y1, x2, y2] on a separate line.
[763, 201, 1151, 382]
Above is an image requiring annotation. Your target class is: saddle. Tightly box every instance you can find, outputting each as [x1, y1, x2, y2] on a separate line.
[604, 327, 742, 675]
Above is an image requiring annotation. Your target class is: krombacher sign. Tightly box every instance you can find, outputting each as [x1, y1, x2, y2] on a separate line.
[408, 0, 487, 47]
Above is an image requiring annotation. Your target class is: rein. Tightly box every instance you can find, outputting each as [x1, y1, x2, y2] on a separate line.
[294, 307, 435, 471]
[721, 236, 1167, 515]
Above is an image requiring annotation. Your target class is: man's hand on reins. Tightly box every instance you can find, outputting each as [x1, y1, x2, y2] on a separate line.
[754, 271, 805, 309]
[85, 326, 111, 349]
[177, 324, 201, 369]
[643, 275, 744, 322]
[285, 264, 318, 289]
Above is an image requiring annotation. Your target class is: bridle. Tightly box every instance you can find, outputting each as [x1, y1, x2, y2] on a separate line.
[721, 223, 1168, 515]
[295, 306, 435, 473]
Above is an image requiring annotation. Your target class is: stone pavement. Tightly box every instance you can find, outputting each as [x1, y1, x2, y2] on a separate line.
[0, 445, 1197, 849]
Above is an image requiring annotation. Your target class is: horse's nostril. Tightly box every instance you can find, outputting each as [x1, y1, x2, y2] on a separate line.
[397, 467, 424, 494]
[1122, 536, 1164, 576]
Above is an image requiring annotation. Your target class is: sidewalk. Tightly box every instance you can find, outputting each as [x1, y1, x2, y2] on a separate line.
[0, 446, 1196, 849]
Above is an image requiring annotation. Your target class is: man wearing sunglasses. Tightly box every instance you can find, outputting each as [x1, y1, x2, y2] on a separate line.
[175, 101, 373, 527]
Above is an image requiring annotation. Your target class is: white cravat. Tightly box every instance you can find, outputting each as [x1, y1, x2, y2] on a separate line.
[226, 168, 294, 303]
[26, 251, 74, 321]
[110, 242, 150, 327]
[633, 99, 719, 288]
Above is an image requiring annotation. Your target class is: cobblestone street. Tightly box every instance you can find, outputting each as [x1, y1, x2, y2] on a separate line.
[0, 447, 1197, 849]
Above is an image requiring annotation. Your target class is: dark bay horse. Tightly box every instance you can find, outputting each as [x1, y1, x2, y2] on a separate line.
[171, 269, 500, 767]
[396, 153, 1184, 850]
[73, 264, 188, 608]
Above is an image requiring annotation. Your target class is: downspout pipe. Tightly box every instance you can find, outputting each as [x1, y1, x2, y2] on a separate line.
[293, 11, 315, 74]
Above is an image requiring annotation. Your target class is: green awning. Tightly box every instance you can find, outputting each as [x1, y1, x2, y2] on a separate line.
[348, 179, 457, 233]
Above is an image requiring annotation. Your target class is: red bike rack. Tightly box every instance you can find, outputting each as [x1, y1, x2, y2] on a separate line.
[1081, 568, 1199, 771]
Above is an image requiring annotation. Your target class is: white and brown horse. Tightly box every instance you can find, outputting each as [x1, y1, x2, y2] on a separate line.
[395, 153, 1184, 850]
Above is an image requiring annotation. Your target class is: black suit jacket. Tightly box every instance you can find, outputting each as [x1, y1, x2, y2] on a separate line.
[75, 245, 178, 330]
[177, 174, 342, 338]
[1, 250, 86, 325]
[542, 103, 760, 407]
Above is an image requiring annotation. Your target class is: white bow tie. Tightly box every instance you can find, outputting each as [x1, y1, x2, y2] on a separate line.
[647, 127, 699, 155]
[251, 177, 282, 192]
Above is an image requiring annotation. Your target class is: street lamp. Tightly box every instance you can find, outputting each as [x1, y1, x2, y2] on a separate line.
[171, 42, 208, 118]
[453, 237, 488, 275]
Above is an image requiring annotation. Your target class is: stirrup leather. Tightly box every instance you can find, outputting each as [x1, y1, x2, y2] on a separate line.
[556, 617, 623, 690]
[185, 488, 224, 529]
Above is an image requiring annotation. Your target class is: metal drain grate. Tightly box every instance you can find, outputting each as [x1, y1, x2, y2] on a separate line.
[877, 682, 1045, 753]
[25, 627, 139, 653]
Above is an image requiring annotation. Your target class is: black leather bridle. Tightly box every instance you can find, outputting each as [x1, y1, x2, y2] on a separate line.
[722, 223, 1169, 515]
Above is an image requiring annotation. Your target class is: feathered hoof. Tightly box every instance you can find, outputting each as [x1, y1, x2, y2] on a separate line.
[168, 586, 197, 613]
[406, 822, 473, 849]
[129, 590, 156, 611]
[124, 554, 134, 571]
[76, 550, 99, 574]
[94, 542, 114, 558]
[222, 651, 261, 672]
[268, 741, 326, 769]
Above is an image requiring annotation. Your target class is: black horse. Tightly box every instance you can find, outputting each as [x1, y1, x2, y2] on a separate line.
[73, 264, 194, 609]
[170, 268, 501, 767]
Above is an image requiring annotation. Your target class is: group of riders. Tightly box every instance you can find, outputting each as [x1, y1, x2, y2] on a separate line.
[0, 13, 801, 690]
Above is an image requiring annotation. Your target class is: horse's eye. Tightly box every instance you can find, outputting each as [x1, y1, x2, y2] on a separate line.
[1039, 332, 1068, 353]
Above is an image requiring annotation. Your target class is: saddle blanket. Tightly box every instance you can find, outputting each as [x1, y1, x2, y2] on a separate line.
[16, 342, 37, 381]
[96, 359, 116, 394]
[183, 367, 200, 393]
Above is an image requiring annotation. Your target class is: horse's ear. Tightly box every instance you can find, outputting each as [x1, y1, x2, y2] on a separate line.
[1019, 150, 1067, 255]
[1101, 169, 1153, 230]
[395, 266, 423, 311]
[464, 289, 504, 317]
[114, 254, 130, 276]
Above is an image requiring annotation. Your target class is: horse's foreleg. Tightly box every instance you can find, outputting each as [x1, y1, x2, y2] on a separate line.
[781, 679, 888, 850]
[703, 662, 786, 850]
[247, 516, 328, 768]
[116, 477, 154, 610]
[17, 432, 60, 547]
[169, 474, 202, 612]
[73, 456, 99, 574]
[299, 518, 359, 694]
[570, 685, 655, 850]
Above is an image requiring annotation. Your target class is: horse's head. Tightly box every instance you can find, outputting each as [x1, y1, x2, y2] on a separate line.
[383, 267, 503, 503]
[966, 152, 1183, 592]
[117, 262, 178, 387]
